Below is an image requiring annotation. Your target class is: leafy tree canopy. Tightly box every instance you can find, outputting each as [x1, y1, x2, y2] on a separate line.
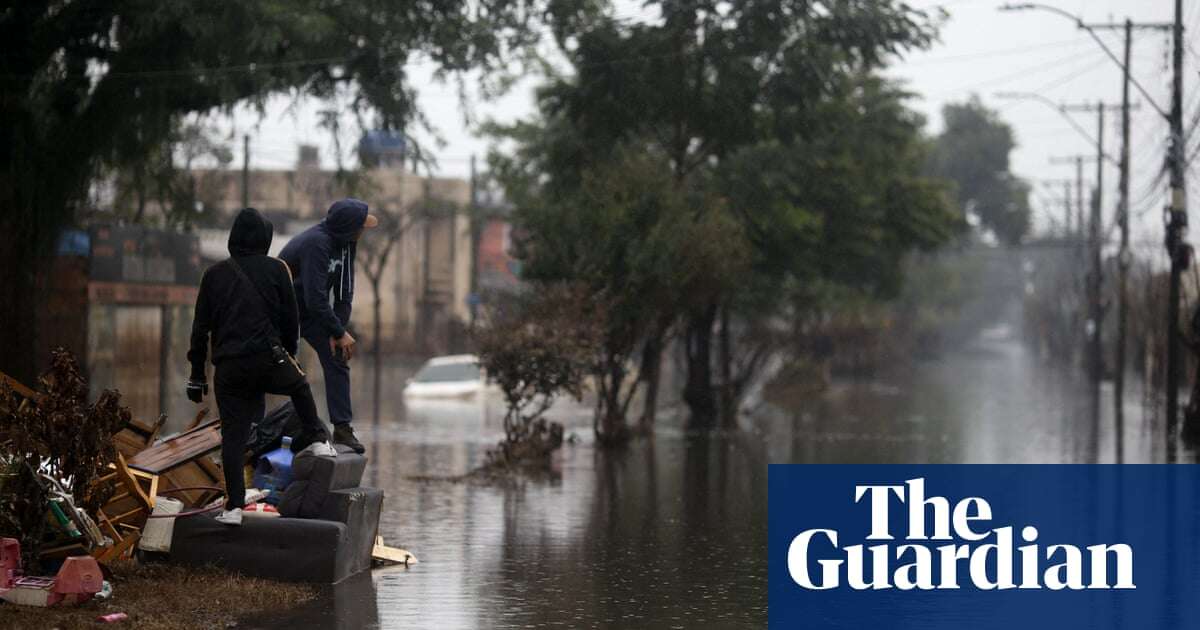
[0, 0, 594, 381]
[929, 97, 1032, 245]
[546, 0, 941, 179]
[490, 1, 960, 428]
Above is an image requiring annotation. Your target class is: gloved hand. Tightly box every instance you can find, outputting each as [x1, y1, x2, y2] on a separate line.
[186, 379, 208, 403]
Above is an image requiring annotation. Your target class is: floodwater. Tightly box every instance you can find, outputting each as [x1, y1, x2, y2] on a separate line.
[248, 314, 1188, 629]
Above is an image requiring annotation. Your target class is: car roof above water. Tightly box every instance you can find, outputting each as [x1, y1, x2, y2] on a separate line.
[424, 354, 479, 366]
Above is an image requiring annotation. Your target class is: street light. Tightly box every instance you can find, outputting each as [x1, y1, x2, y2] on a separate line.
[999, 3, 1082, 24]
[993, 91, 1118, 165]
[997, 3, 1168, 119]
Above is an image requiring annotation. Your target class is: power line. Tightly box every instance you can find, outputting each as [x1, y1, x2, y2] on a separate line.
[1130, 128, 1170, 168]
[901, 37, 1094, 66]
[931, 46, 1112, 99]
[1024, 55, 1115, 95]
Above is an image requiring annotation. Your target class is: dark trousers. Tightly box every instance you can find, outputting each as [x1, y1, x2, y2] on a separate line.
[303, 332, 353, 426]
[214, 349, 328, 509]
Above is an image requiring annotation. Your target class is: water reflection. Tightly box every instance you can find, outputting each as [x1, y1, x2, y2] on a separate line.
[358, 436, 769, 628]
[255, 568, 382, 629]
[245, 325, 1186, 628]
[757, 331, 1176, 465]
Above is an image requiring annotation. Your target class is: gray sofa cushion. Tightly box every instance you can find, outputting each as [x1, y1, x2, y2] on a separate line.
[169, 513, 353, 583]
[319, 488, 384, 577]
[278, 447, 367, 518]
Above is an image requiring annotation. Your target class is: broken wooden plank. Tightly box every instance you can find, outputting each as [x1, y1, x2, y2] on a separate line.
[372, 535, 417, 566]
[39, 542, 88, 559]
[127, 419, 221, 475]
[114, 452, 155, 511]
[95, 530, 139, 564]
[0, 370, 41, 402]
[113, 414, 166, 458]
[190, 456, 224, 506]
[94, 455, 159, 546]
[185, 406, 210, 432]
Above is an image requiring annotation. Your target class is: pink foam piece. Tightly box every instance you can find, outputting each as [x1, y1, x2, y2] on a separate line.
[54, 556, 103, 594]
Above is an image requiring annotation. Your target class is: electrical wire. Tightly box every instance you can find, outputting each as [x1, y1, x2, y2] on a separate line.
[930, 45, 1113, 99]
[901, 37, 1095, 66]
[1025, 55, 1118, 97]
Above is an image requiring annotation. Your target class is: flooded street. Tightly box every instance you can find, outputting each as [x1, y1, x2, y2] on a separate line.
[758, 323, 1177, 466]
[254, 313, 1184, 629]
[264, 366, 769, 629]
[9, 3, 1197, 628]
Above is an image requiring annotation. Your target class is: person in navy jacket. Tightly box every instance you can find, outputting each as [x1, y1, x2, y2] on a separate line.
[279, 198, 377, 453]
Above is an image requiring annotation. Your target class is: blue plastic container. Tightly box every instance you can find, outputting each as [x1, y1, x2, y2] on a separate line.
[252, 437, 294, 505]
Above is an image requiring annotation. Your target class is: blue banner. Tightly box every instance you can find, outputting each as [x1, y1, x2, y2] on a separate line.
[768, 465, 1200, 629]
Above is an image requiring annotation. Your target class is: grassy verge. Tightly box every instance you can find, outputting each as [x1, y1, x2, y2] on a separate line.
[0, 560, 316, 629]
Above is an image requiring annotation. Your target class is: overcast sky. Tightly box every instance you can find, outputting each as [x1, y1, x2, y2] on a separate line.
[217, 0, 1197, 260]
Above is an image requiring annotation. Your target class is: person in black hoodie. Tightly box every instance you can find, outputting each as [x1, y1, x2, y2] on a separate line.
[187, 207, 337, 526]
[279, 198, 377, 454]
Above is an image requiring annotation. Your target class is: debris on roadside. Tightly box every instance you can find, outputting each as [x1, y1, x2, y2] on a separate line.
[0, 347, 405, 624]
[1, 351, 128, 570]
[0, 538, 104, 607]
[371, 536, 418, 567]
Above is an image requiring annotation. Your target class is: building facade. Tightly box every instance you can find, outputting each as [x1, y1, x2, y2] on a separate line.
[189, 156, 476, 355]
[40, 147, 517, 429]
[39, 226, 202, 431]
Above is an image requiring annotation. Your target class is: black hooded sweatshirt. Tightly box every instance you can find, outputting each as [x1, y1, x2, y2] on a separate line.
[187, 208, 300, 382]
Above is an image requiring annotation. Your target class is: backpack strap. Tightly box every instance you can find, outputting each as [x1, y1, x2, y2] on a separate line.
[228, 256, 282, 342]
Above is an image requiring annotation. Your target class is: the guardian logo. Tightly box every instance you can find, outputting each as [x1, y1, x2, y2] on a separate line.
[787, 478, 1135, 591]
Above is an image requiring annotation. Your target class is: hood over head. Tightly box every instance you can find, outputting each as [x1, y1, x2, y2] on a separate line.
[228, 207, 274, 257]
[322, 198, 369, 242]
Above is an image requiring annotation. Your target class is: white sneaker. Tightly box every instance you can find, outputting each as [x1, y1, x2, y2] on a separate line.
[297, 440, 338, 458]
[215, 508, 243, 526]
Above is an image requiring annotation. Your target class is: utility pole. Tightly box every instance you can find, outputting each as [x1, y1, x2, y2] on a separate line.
[468, 154, 480, 330]
[1048, 155, 1093, 242]
[1092, 107, 1103, 384]
[241, 134, 250, 209]
[1063, 180, 1073, 238]
[1051, 153, 1096, 371]
[1036, 178, 1074, 238]
[1165, 0, 1191, 462]
[1075, 156, 1084, 244]
[1060, 102, 1121, 386]
[1085, 16, 1171, 463]
[1116, 19, 1132, 459]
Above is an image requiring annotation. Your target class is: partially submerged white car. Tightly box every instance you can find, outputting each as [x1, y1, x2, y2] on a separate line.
[402, 354, 496, 399]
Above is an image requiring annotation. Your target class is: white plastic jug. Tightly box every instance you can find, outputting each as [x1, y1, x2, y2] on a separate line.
[138, 497, 184, 552]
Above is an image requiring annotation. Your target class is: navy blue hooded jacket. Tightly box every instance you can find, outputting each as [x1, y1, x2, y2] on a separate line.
[279, 198, 369, 340]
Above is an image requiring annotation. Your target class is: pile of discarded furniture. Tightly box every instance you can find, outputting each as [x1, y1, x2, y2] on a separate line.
[0, 369, 414, 610]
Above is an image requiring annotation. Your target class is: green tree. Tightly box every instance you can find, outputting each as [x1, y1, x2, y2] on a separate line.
[108, 120, 234, 228]
[929, 97, 1032, 245]
[475, 283, 601, 466]
[0, 0, 593, 383]
[701, 74, 957, 425]
[493, 136, 733, 441]
[499, 2, 954, 429]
